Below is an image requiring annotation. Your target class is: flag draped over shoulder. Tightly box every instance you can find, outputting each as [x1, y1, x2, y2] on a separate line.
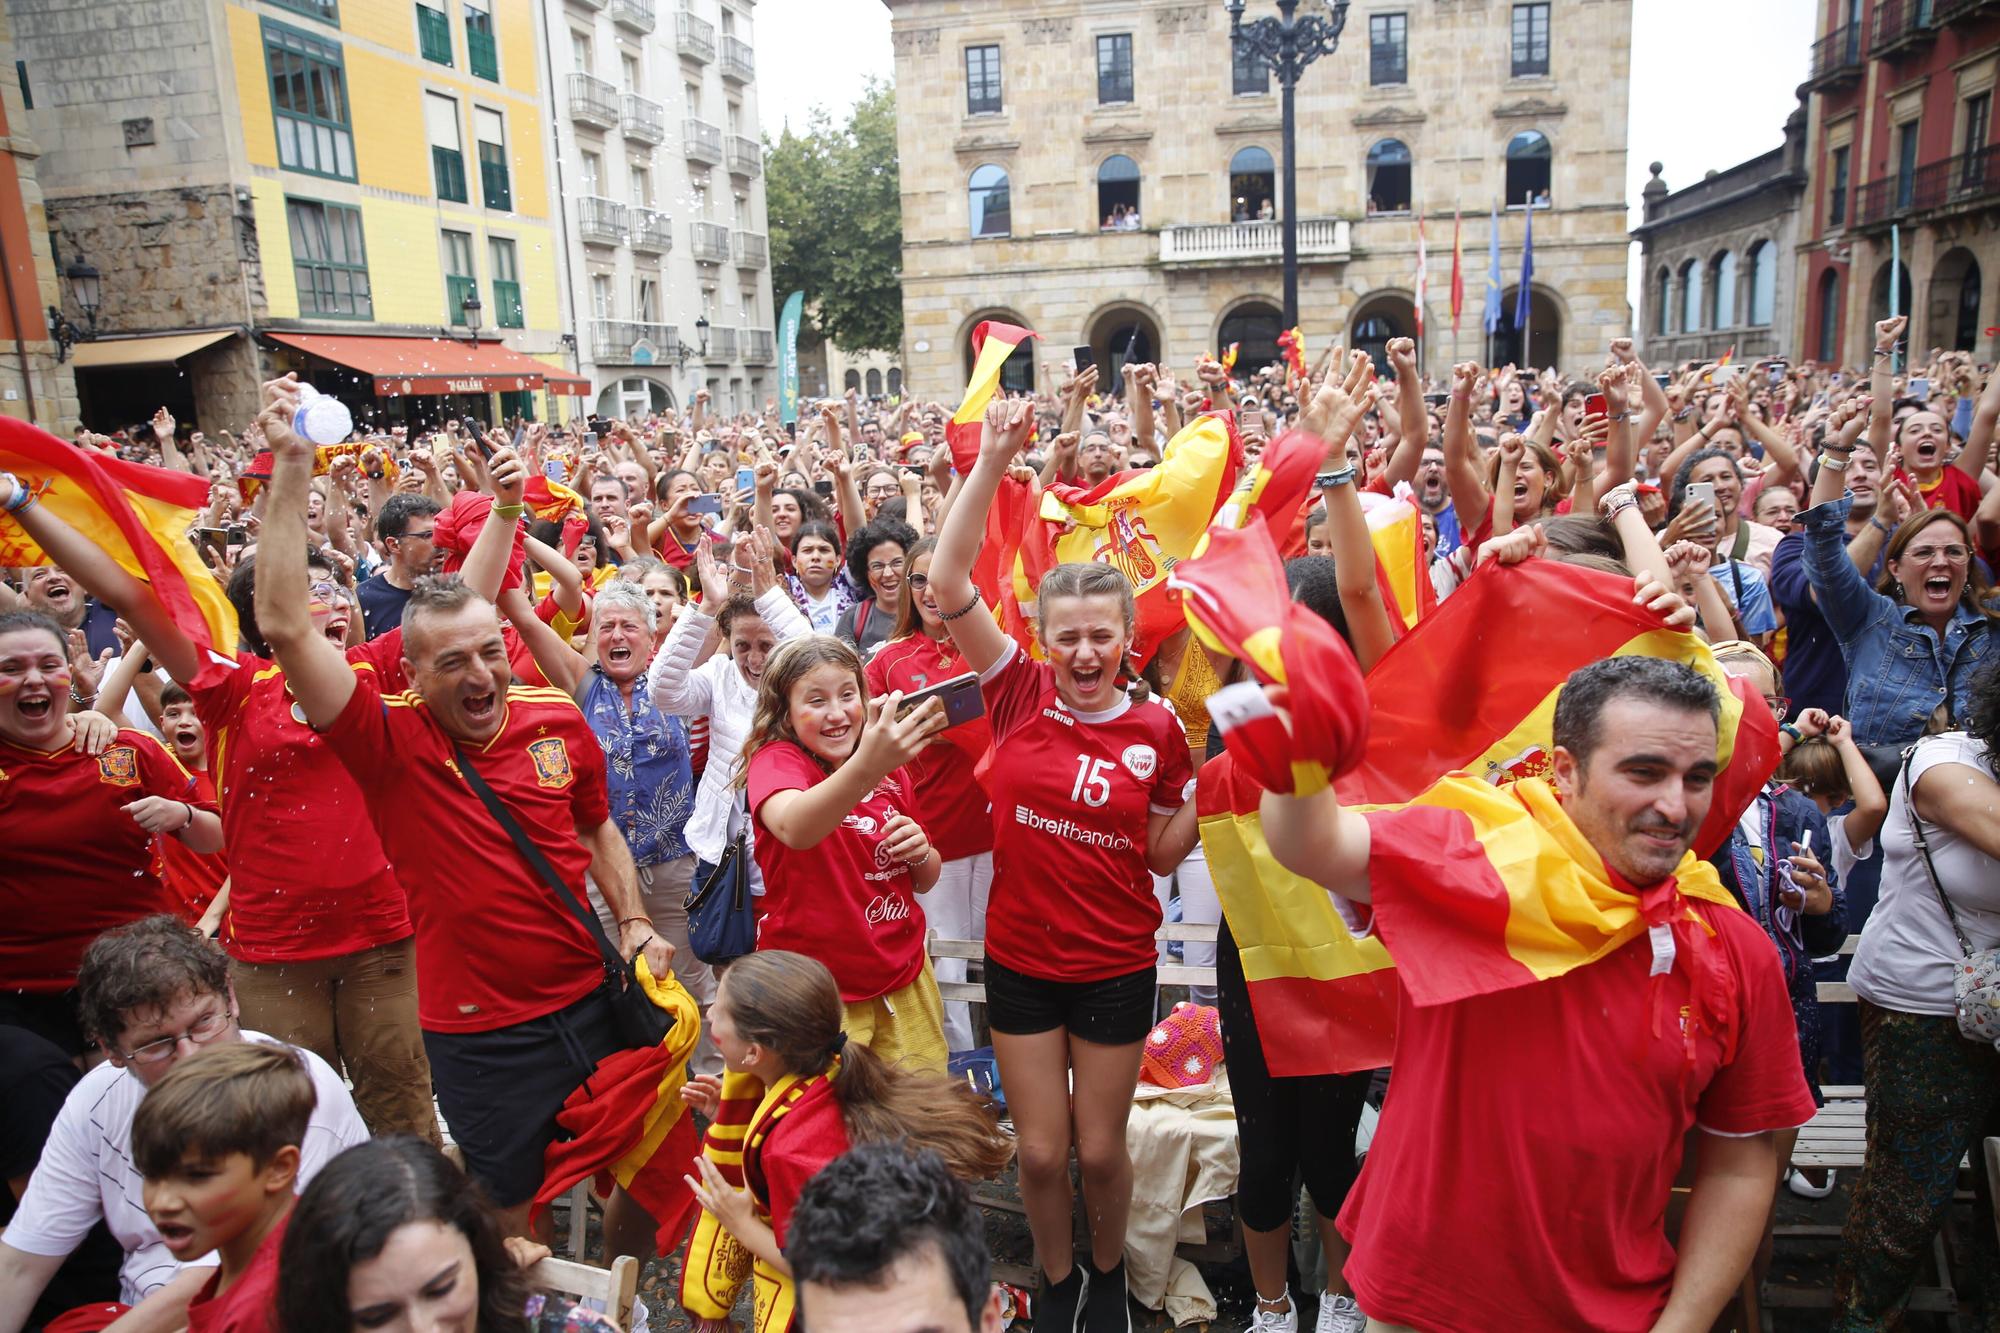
[531, 960, 703, 1256]
[1337, 557, 1780, 861]
[1030, 412, 1242, 664]
[0, 421, 238, 657]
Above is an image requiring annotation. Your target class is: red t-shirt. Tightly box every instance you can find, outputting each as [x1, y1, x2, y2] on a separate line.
[978, 644, 1192, 982]
[317, 678, 612, 1032]
[1334, 806, 1818, 1331]
[185, 1214, 286, 1333]
[1901, 465, 1982, 522]
[188, 642, 412, 964]
[0, 728, 203, 991]
[158, 769, 228, 926]
[865, 635, 994, 862]
[747, 740, 928, 1002]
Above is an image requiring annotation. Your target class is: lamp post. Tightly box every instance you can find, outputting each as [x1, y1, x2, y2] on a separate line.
[1226, 0, 1350, 328]
[47, 259, 102, 362]
[675, 314, 710, 369]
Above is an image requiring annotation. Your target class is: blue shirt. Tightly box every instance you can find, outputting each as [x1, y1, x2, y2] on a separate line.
[580, 666, 693, 867]
[1799, 495, 1995, 747]
[1710, 559, 1777, 637]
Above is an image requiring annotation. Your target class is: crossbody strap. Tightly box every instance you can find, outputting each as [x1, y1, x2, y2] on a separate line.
[452, 742, 623, 984]
[1900, 747, 1977, 958]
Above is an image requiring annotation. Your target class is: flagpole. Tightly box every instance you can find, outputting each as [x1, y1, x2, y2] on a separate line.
[1520, 191, 1532, 372]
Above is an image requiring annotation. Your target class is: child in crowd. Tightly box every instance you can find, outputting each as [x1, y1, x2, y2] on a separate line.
[1778, 712, 1890, 893]
[131, 1042, 316, 1333]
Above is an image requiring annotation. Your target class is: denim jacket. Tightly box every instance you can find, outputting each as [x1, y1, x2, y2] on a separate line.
[1799, 495, 1993, 747]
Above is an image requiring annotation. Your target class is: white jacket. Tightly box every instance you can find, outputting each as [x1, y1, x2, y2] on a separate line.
[647, 585, 813, 866]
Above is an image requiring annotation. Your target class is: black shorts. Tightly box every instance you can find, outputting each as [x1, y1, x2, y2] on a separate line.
[422, 988, 622, 1207]
[983, 955, 1155, 1046]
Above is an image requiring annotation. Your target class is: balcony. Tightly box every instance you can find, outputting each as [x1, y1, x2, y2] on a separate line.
[1872, 0, 1938, 56]
[592, 320, 679, 365]
[727, 135, 762, 178]
[707, 325, 739, 361]
[621, 92, 667, 145]
[568, 0, 606, 9]
[628, 208, 672, 253]
[733, 230, 767, 268]
[683, 117, 723, 166]
[609, 0, 654, 33]
[567, 73, 619, 129]
[742, 330, 775, 364]
[1852, 143, 2000, 230]
[1807, 24, 1864, 88]
[576, 195, 628, 246]
[1935, 0, 2000, 22]
[720, 34, 754, 83]
[675, 11, 715, 62]
[690, 221, 732, 263]
[1158, 218, 1352, 265]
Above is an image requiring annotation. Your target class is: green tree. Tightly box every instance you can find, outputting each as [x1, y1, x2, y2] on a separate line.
[765, 79, 902, 354]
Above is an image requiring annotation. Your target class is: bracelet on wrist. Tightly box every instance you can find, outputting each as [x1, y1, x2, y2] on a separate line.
[1869, 515, 1892, 534]
[492, 502, 525, 519]
[617, 915, 654, 929]
[1315, 467, 1357, 489]
[179, 801, 197, 832]
[2, 472, 38, 515]
[938, 590, 984, 622]
[1607, 411, 1630, 423]
[69, 686, 94, 707]
[1778, 722, 1803, 744]
[1818, 452, 1850, 473]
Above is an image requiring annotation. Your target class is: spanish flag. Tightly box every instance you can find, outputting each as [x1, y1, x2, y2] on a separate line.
[523, 474, 586, 524]
[1029, 411, 1242, 663]
[942, 321, 1038, 619]
[1358, 488, 1435, 631]
[237, 441, 397, 503]
[944, 320, 1037, 473]
[1277, 326, 1307, 382]
[531, 959, 703, 1256]
[0, 421, 238, 657]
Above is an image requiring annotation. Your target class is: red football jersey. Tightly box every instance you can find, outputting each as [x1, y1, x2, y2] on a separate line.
[158, 769, 228, 926]
[318, 678, 613, 1032]
[978, 645, 1192, 982]
[0, 728, 203, 991]
[865, 634, 994, 862]
[189, 642, 412, 964]
[748, 740, 928, 1002]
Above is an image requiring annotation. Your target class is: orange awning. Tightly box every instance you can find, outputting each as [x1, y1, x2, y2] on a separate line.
[544, 370, 592, 396]
[264, 332, 568, 398]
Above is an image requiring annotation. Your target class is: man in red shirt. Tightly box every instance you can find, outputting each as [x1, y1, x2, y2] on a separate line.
[1259, 656, 1814, 1332]
[0, 606, 222, 1053]
[254, 376, 673, 1238]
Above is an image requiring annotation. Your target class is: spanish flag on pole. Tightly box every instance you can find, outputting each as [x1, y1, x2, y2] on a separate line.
[942, 320, 1037, 622]
[944, 320, 1037, 473]
[0, 420, 238, 657]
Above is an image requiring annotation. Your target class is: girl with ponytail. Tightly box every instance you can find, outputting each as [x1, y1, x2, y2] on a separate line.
[678, 951, 1010, 1333]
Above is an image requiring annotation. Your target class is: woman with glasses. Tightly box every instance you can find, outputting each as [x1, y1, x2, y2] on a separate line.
[835, 519, 916, 660]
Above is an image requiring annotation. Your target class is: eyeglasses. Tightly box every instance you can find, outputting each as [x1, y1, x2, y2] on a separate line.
[1763, 694, 1791, 720]
[395, 528, 436, 543]
[1905, 544, 1970, 564]
[118, 1005, 230, 1065]
[867, 558, 906, 576]
[309, 580, 346, 607]
[906, 573, 929, 590]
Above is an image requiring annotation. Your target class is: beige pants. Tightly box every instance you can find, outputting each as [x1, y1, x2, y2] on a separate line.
[1365, 1320, 1417, 1332]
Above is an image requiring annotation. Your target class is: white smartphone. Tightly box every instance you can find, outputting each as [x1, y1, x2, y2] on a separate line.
[1684, 481, 1718, 517]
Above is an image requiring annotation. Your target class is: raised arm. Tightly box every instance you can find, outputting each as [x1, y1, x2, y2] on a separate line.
[1380, 338, 1430, 488]
[1954, 359, 2000, 482]
[930, 399, 1030, 676]
[1595, 362, 1642, 492]
[1867, 316, 1904, 466]
[1128, 363, 1158, 459]
[497, 585, 588, 697]
[1442, 361, 1491, 533]
[1256, 694, 1376, 903]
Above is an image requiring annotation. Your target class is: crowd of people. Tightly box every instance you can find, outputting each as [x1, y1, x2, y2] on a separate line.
[0, 310, 1996, 1333]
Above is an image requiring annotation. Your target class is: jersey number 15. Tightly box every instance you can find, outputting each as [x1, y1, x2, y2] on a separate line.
[1071, 755, 1114, 808]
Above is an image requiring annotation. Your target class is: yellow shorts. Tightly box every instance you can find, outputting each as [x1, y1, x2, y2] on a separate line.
[842, 956, 948, 1073]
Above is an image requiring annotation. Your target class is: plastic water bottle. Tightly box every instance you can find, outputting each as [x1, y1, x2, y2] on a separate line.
[293, 384, 353, 446]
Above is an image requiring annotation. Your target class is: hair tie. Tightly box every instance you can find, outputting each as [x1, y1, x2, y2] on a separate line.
[827, 1031, 849, 1057]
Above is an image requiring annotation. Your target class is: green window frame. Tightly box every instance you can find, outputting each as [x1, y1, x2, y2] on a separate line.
[264, 20, 355, 180]
[464, 4, 498, 81]
[478, 137, 511, 211]
[432, 145, 467, 202]
[269, 0, 339, 26]
[417, 3, 452, 66]
[489, 237, 523, 328]
[286, 197, 372, 318]
[443, 229, 477, 325]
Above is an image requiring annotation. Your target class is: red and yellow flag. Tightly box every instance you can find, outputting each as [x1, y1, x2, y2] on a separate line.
[1276, 326, 1307, 382]
[944, 320, 1037, 473]
[531, 961, 703, 1256]
[523, 474, 585, 523]
[942, 320, 1038, 618]
[1358, 490, 1436, 631]
[0, 422, 238, 657]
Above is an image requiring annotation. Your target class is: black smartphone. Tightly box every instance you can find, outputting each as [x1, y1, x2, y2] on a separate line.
[1072, 345, 1096, 375]
[894, 671, 985, 730]
[813, 479, 835, 497]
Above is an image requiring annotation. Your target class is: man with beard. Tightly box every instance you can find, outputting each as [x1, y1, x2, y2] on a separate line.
[1257, 656, 1813, 1331]
[355, 493, 443, 639]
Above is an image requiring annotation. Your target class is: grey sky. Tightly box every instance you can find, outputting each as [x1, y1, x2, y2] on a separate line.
[755, 0, 1818, 311]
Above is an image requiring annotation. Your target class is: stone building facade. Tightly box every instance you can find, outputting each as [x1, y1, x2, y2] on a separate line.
[0, 0, 76, 429]
[1632, 107, 1810, 367]
[883, 0, 1634, 397]
[1795, 0, 2000, 366]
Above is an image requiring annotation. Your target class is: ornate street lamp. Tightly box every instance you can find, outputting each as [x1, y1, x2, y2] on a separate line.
[675, 314, 710, 368]
[48, 259, 102, 362]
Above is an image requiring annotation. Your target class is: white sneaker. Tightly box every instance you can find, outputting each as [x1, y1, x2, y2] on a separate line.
[1787, 1166, 1837, 1199]
[1315, 1292, 1367, 1333]
[1250, 1293, 1298, 1333]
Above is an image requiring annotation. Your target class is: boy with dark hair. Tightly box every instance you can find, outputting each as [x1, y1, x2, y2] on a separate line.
[356, 492, 443, 639]
[132, 1043, 316, 1333]
[786, 1144, 1001, 1333]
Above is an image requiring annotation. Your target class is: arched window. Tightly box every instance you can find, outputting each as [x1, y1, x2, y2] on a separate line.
[1505, 131, 1551, 208]
[887, 367, 903, 396]
[865, 368, 883, 396]
[1747, 241, 1775, 327]
[1353, 314, 1399, 371]
[1217, 301, 1284, 374]
[843, 368, 862, 392]
[1365, 139, 1412, 215]
[1710, 251, 1737, 328]
[1816, 269, 1841, 362]
[1653, 267, 1671, 336]
[968, 163, 1011, 238]
[1097, 154, 1141, 229]
[1680, 259, 1703, 333]
[1229, 146, 1275, 221]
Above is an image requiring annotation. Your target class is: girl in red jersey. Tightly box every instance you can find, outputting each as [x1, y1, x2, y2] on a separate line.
[740, 636, 952, 1071]
[864, 536, 996, 1055]
[929, 399, 1201, 1333]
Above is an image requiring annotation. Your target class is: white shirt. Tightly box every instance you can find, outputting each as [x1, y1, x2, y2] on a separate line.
[3, 1032, 369, 1304]
[1850, 732, 2000, 1017]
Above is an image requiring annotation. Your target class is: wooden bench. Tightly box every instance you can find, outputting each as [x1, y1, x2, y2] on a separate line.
[525, 1255, 639, 1331]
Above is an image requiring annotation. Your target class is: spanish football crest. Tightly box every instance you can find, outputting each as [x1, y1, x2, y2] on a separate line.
[97, 745, 140, 787]
[527, 737, 573, 789]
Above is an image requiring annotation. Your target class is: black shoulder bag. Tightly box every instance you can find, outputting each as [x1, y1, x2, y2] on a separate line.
[451, 743, 672, 1050]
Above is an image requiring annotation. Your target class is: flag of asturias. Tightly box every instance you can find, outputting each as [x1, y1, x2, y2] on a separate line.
[0, 420, 238, 657]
